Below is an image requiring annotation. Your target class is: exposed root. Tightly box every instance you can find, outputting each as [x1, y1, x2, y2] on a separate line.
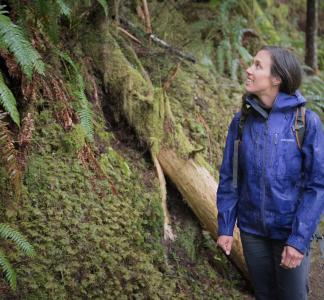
[152, 154, 175, 241]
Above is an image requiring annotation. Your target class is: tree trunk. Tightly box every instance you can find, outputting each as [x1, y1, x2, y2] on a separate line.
[157, 148, 249, 279]
[305, 0, 318, 73]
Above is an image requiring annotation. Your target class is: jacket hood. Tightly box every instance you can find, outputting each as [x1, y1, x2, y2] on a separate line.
[245, 90, 307, 118]
[272, 90, 307, 111]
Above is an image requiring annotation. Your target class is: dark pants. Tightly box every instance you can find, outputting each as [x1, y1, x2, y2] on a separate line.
[240, 231, 311, 300]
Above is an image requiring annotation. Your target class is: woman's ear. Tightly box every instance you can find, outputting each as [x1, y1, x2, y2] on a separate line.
[272, 77, 282, 86]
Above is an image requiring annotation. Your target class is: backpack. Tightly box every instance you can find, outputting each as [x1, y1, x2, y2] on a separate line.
[232, 105, 324, 256]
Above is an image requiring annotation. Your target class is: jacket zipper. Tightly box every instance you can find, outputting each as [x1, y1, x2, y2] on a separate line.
[261, 110, 276, 235]
[261, 119, 268, 235]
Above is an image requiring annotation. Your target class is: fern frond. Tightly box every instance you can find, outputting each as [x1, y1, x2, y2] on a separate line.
[57, 50, 94, 140]
[55, 0, 71, 17]
[216, 44, 225, 76]
[0, 249, 16, 290]
[219, 0, 236, 33]
[236, 44, 252, 65]
[0, 224, 35, 257]
[0, 8, 45, 79]
[0, 71, 20, 126]
[302, 75, 324, 121]
[96, 0, 108, 17]
[74, 89, 94, 141]
[224, 39, 232, 75]
[231, 58, 239, 81]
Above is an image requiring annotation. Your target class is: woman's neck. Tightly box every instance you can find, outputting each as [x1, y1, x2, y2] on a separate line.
[256, 89, 279, 108]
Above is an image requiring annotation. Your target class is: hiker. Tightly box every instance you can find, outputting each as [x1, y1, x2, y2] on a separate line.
[216, 46, 324, 300]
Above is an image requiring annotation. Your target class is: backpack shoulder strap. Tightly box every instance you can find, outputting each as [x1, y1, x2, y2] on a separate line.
[232, 105, 250, 188]
[238, 104, 251, 141]
[295, 106, 306, 150]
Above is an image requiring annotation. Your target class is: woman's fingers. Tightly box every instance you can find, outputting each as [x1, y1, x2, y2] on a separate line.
[216, 235, 233, 255]
[280, 246, 304, 269]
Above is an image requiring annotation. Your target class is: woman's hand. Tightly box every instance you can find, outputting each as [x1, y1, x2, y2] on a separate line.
[280, 245, 304, 269]
[216, 235, 233, 255]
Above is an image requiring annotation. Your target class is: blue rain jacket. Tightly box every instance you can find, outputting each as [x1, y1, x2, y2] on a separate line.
[216, 90, 324, 254]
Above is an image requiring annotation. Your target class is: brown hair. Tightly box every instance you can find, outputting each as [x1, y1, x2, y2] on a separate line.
[241, 46, 303, 110]
[260, 46, 302, 95]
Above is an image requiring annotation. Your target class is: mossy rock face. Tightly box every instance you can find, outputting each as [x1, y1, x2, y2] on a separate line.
[0, 14, 243, 297]
[3, 108, 178, 299]
[80, 20, 241, 175]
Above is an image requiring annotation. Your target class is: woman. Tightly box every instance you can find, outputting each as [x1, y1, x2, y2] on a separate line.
[216, 46, 324, 300]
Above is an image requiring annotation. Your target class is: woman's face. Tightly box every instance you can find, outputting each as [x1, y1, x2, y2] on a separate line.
[245, 50, 280, 96]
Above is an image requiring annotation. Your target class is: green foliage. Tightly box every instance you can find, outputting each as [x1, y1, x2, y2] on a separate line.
[0, 249, 16, 290]
[302, 74, 324, 122]
[25, 0, 108, 43]
[0, 5, 45, 79]
[0, 223, 35, 290]
[55, 0, 72, 17]
[57, 50, 94, 141]
[0, 72, 20, 126]
[193, 0, 252, 81]
[96, 0, 108, 17]
[0, 224, 35, 257]
[0, 4, 45, 125]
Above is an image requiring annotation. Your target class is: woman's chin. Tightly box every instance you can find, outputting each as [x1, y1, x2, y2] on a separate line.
[245, 84, 257, 94]
[245, 86, 253, 93]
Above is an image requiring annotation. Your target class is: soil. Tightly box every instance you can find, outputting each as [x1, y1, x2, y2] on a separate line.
[309, 222, 324, 300]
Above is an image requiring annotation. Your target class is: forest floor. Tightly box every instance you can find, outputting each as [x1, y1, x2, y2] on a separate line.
[309, 220, 324, 300]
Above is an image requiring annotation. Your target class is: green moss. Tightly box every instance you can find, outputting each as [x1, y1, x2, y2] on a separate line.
[61, 124, 87, 153]
[0, 106, 178, 299]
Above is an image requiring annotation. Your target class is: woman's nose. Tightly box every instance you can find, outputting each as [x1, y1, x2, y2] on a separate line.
[246, 66, 253, 75]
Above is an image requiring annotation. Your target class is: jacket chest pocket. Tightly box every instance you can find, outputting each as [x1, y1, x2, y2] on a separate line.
[274, 132, 302, 180]
[239, 129, 262, 177]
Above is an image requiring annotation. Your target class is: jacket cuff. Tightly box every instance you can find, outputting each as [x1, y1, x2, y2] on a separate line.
[217, 226, 234, 237]
[286, 236, 308, 255]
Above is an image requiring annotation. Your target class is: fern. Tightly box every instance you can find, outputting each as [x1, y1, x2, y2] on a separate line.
[224, 39, 232, 77]
[55, 0, 71, 17]
[0, 249, 16, 290]
[211, 1, 252, 81]
[0, 224, 36, 257]
[236, 44, 252, 64]
[74, 87, 94, 141]
[231, 58, 239, 81]
[302, 74, 324, 122]
[0, 71, 20, 126]
[97, 0, 108, 17]
[82, 0, 108, 16]
[0, 5, 45, 79]
[57, 51, 94, 141]
[216, 45, 225, 76]
[0, 224, 35, 290]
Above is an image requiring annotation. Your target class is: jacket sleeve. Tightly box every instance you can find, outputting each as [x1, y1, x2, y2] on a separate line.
[216, 112, 240, 236]
[286, 111, 324, 254]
